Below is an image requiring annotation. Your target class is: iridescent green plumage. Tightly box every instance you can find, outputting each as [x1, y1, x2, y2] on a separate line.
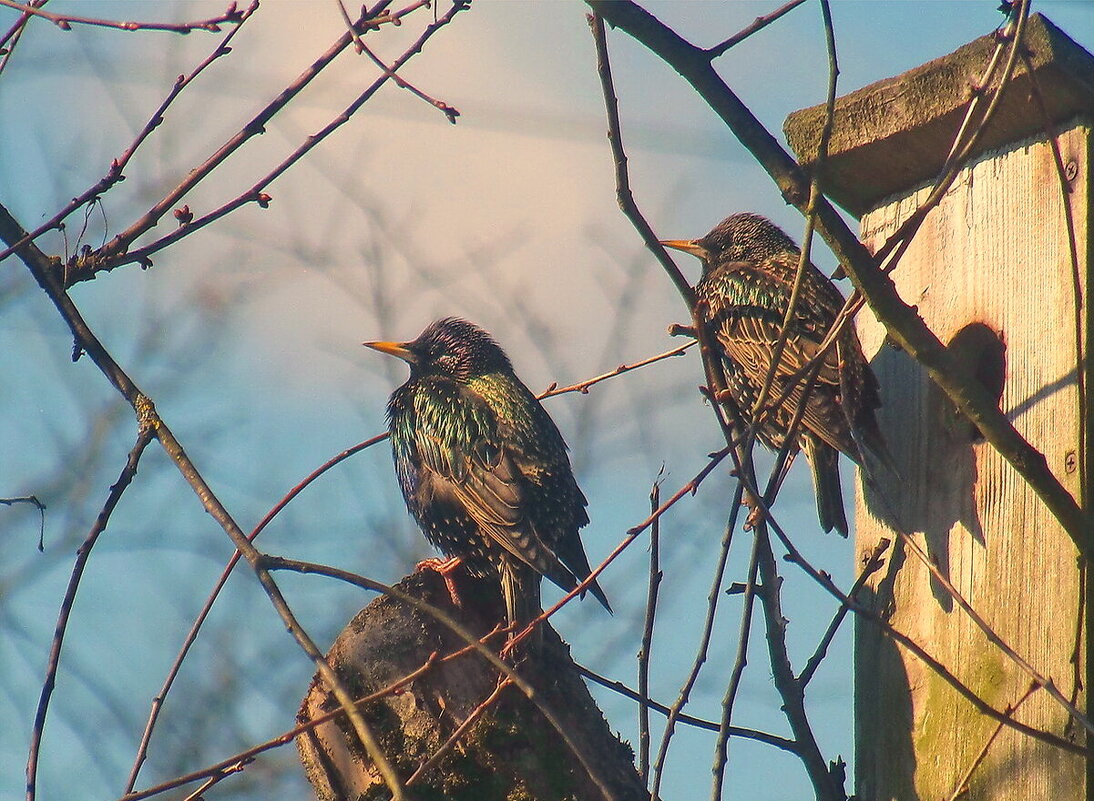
[664, 213, 891, 536]
[367, 318, 611, 635]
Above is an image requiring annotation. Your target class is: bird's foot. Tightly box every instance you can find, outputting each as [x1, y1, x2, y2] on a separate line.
[415, 556, 464, 608]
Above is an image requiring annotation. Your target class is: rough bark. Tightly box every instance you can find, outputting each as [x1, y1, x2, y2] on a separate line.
[297, 569, 647, 801]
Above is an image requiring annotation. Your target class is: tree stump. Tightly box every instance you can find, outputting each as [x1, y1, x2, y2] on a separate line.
[297, 568, 647, 801]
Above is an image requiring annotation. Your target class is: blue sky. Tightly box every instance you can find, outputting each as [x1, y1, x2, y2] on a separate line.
[2, 2, 1092, 799]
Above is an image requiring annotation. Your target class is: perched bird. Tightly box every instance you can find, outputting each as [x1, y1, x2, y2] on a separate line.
[365, 318, 611, 640]
[661, 213, 890, 537]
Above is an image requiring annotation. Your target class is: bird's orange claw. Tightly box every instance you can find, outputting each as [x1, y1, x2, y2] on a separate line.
[416, 556, 465, 608]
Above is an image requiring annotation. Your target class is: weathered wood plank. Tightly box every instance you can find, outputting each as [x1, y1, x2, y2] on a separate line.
[784, 14, 1094, 216]
[853, 122, 1089, 801]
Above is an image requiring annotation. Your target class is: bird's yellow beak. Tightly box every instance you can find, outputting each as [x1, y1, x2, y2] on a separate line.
[659, 238, 709, 260]
[363, 340, 415, 362]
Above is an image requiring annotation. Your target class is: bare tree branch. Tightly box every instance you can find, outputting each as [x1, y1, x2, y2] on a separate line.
[706, 0, 810, 59]
[0, 0, 243, 34]
[0, 200, 408, 801]
[587, 0, 1089, 556]
[26, 428, 153, 800]
[0, 1, 260, 267]
[637, 478, 663, 783]
[575, 663, 799, 752]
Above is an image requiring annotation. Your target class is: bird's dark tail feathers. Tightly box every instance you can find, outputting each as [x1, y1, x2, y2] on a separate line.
[577, 573, 613, 615]
[552, 539, 613, 614]
[803, 436, 849, 537]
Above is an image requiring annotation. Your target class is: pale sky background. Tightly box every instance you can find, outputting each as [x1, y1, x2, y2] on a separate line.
[2, 2, 1093, 800]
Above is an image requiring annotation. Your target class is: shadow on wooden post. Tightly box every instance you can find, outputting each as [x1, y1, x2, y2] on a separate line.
[297, 568, 647, 801]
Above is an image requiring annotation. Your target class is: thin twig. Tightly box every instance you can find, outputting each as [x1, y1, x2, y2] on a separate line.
[709, 528, 765, 801]
[706, 0, 810, 59]
[756, 529, 844, 799]
[588, 12, 695, 306]
[706, 362, 826, 800]
[177, 766, 244, 801]
[334, 0, 368, 53]
[146, 428, 412, 799]
[0, 0, 39, 51]
[575, 664, 798, 752]
[0, 0, 41, 79]
[405, 677, 512, 787]
[0, 0, 261, 267]
[637, 476, 663, 783]
[71, 0, 438, 278]
[26, 427, 154, 801]
[119, 653, 444, 801]
[0, 494, 46, 549]
[541, 340, 694, 398]
[798, 538, 890, 688]
[944, 682, 1039, 801]
[94, 0, 459, 276]
[648, 482, 743, 801]
[122, 431, 389, 792]
[0, 0, 243, 33]
[353, 35, 460, 122]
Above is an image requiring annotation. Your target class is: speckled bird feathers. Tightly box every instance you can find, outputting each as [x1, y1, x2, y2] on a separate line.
[681, 213, 890, 535]
[389, 371, 589, 582]
[378, 318, 609, 620]
[696, 249, 877, 463]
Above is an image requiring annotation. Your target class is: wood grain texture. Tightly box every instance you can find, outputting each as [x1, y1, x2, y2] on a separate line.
[853, 122, 1089, 800]
[784, 14, 1094, 216]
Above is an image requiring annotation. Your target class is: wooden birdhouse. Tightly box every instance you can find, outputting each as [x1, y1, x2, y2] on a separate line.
[784, 13, 1092, 801]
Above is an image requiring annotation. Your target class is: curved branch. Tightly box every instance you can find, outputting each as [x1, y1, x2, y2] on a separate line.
[586, 0, 1089, 556]
[0, 0, 243, 33]
[0, 202, 408, 801]
[26, 428, 153, 801]
[0, 1, 260, 268]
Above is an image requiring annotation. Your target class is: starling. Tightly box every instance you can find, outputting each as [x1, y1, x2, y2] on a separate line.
[661, 213, 891, 537]
[365, 317, 611, 639]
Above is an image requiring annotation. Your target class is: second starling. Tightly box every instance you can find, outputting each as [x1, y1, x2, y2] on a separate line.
[662, 213, 891, 536]
[365, 318, 611, 639]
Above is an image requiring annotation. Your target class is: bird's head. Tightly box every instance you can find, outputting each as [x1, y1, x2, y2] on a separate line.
[364, 317, 513, 381]
[661, 212, 798, 272]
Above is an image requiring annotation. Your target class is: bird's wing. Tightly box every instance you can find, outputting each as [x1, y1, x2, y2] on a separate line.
[701, 263, 841, 385]
[700, 262, 858, 457]
[409, 379, 578, 588]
